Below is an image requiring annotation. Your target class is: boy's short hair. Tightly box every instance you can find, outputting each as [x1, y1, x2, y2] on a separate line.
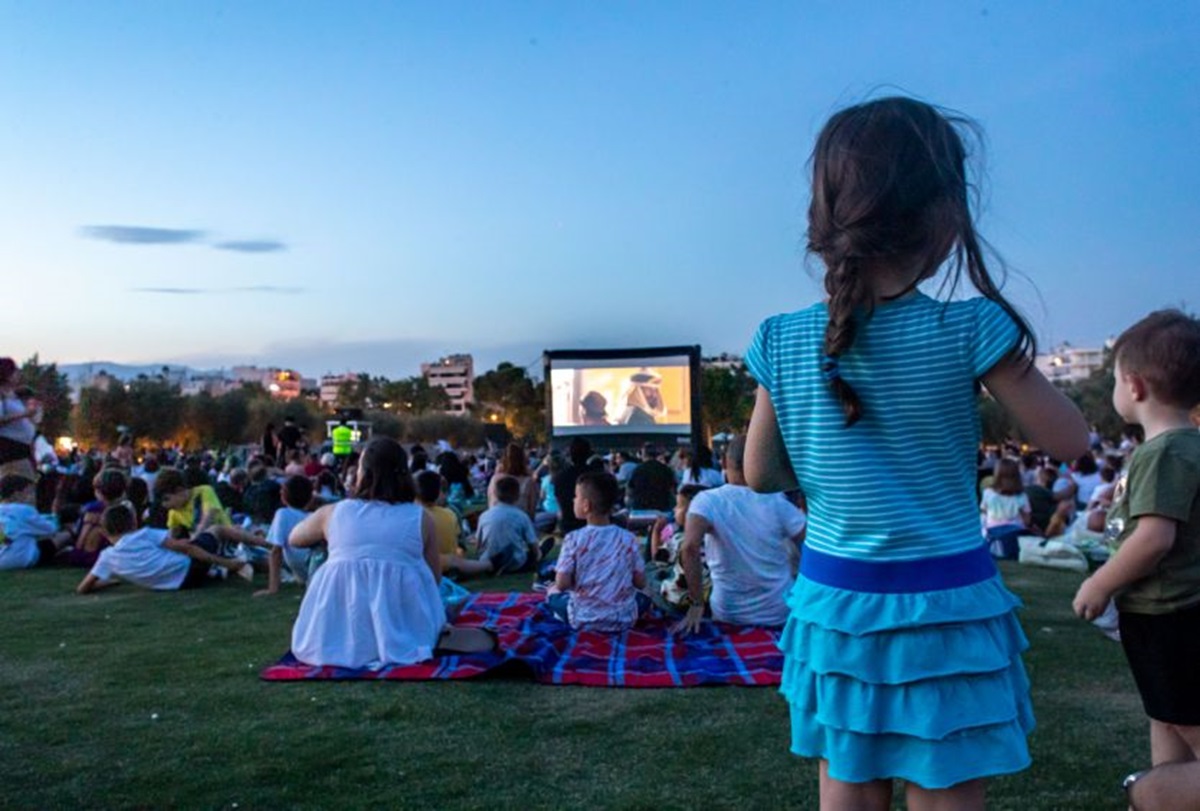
[281, 475, 313, 509]
[93, 468, 128, 501]
[101, 502, 137, 537]
[0, 474, 34, 500]
[415, 470, 442, 504]
[153, 467, 187, 499]
[577, 471, 620, 515]
[1113, 309, 1200, 409]
[228, 468, 249, 488]
[493, 475, 520, 505]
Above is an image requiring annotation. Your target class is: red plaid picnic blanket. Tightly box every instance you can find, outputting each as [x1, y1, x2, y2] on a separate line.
[260, 592, 783, 687]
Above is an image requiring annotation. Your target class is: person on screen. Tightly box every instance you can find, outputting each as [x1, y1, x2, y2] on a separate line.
[579, 390, 610, 426]
[618, 369, 666, 426]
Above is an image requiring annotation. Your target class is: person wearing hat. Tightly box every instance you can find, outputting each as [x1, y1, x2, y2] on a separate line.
[579, 390, 610, 426]
[618, 369, 666, 426]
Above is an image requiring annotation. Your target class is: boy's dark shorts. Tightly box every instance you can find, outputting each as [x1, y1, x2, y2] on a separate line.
[180, 532, 222, 590]
[1119, 600, 1200, 725]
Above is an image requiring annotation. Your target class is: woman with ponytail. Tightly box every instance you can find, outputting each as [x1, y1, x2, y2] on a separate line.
[743, 97, 1088, 808]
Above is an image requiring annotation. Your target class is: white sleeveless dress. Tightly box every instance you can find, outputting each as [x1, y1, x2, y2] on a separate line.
[291, 500, 446, 668]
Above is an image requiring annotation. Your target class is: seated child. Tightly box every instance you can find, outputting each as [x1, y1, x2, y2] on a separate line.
[981, 458, 1031, 556]
[1025, 466, 1058, 534]
[60, 467, 129, 568]
[76, 503, 252, 594]
[648, 484, 710, 612]
[259, 474, 317, 594]
[0, 474, 59, 570]
[473, 475, 540, 574]
[412, 467, 468, 571]
[153, 467, 232, 543]
[547, 471, 647, 632]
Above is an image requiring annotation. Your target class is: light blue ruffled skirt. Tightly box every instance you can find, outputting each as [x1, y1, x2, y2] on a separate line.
[779, 544, 1034, 788]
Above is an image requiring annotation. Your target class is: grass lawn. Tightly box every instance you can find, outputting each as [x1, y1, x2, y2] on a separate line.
[1, 562, 1143, 810]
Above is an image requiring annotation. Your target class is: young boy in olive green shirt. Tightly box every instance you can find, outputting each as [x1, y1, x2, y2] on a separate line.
[1072, 310, 1200, 797]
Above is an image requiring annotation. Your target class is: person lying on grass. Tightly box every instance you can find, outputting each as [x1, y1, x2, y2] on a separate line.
[76, 502, 253, 594]
[546, 471, 648, 633]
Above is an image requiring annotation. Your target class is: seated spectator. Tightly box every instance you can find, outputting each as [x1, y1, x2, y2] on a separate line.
[674, 435, 807, 634]
[153, 467, 232, 541]
[677, 445, 724, 490]
[76, 503, 252, 594]
[242, 462, 283, 526]
[626, 444, 676, 513]
[415, 470, 467, 568]
[475, 475, 540, 574]
[547, 471, 647, 632]
[214, 467, 248, 517]
[1085, 465, 1119, 532]
[225, 474, 317, 596]
[486, 443, 538, 518]
[0, 475, 59, 570]
[981, 458, 1031, 557]
[1025, 466, 1058, 534]
[288, 438, 448, 668]
[60, 467, 129, 568]
[649, 484, 710, 612]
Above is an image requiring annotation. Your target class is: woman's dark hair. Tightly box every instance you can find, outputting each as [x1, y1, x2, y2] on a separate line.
[808, 96, 1035, 427]
[435, 451, 474, 497]
[0, 357, 16, 386]
[354, 438, 415, 504]
[689, 445, 714, 480]
[499, 443, 529, 478]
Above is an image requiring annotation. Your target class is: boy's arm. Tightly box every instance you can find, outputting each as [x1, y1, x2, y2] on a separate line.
[1073, 515, 1176, 621]
[672, 514, 712, 635]
[76, 573, 118, 594]
[553, 538, 575, 591]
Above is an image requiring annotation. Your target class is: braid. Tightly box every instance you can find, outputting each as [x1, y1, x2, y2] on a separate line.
[822, 252, 869, 427]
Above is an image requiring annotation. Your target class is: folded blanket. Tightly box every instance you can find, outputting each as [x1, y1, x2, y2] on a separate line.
[261, 592, 782, 688]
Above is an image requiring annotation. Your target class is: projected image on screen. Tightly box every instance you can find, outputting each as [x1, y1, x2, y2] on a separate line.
[548, 355, 693, 437]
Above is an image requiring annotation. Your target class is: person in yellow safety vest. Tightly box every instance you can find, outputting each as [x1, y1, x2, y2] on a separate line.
[331, 421, 354, 460]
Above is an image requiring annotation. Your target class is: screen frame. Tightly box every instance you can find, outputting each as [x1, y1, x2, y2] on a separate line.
[543, 345, 702, 452]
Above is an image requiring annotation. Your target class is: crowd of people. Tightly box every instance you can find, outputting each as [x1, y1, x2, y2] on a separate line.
[6, 95, 1200, 810]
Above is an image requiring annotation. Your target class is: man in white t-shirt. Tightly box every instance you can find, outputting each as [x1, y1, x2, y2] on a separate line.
[673, 435, 807, 633]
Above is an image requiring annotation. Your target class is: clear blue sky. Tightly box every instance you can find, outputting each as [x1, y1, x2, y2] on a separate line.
[2, 2, 1197, 379]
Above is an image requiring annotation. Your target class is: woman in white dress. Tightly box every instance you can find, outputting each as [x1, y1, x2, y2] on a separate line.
[289, 437, 446, 668]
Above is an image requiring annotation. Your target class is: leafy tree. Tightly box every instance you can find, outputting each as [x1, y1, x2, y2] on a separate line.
[73, 377, 129, 447]
[126, 376, 185, 443]
[17, 355, 72, 438]
[473, 362, 545, 442]
[384, 377, 451, 416]
[700, 366, 756, 438]
[1059, 347, 1122, 444]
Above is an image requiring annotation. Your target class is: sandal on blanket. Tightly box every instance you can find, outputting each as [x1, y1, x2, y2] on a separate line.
[435, 626, 499, 655]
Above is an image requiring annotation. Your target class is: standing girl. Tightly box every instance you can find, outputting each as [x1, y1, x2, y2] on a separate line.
[744, 97, 1088, 809]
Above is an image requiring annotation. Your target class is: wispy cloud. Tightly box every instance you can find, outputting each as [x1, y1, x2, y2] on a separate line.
[130, 286, 305, 296]
[131, 286, 206, 295]
[213, 239, 287, 253]
[81, 225, 206, 245]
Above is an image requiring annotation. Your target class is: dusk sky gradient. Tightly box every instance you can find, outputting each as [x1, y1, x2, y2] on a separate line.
[2, 2, 1198, 379]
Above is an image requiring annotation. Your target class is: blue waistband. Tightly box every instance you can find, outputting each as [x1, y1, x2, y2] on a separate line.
[800, 543, 997, 594]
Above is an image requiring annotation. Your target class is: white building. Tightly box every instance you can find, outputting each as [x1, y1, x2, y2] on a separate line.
[421, 354, 474, 415]
[230, 366, 303, 400]
[702, 353, 744, 373]
[1036, 343, 1107, 384]
[319, 372, 365, 407]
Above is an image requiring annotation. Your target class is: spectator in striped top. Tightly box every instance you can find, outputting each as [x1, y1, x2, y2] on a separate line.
[742, 96, 1089, 809]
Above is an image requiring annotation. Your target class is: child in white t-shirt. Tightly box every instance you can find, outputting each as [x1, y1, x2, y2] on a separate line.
[76, 503, 253, 594]
[649, 484, 710, 611]
[979, 458, 1031, 531]
[0, 474, 59, 570]
[547, 471, 646, 632]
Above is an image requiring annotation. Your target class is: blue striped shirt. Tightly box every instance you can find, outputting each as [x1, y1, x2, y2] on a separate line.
[744, 294, 1019, 562]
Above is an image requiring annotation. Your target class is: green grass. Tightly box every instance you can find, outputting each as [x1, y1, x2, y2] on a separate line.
[0, 563, 1142, 810]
